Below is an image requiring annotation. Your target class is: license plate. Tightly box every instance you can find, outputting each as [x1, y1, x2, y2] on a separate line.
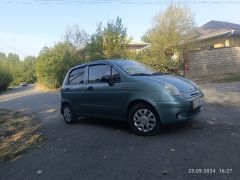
[192, 97, 204, 109]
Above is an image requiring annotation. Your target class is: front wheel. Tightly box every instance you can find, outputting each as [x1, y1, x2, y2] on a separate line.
[128, 103, 161, 136]
[62, 104, 77, 124]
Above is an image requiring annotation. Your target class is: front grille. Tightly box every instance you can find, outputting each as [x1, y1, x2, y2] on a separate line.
[188, 106, 202, 118]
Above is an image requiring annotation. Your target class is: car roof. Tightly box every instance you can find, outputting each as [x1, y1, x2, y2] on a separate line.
[70, 59, 132, 70]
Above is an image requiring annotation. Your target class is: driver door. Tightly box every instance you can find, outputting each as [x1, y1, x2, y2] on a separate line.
[84, 64, 125, 119]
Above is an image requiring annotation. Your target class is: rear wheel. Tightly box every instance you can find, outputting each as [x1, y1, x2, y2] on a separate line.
[128, 103, 161, 136]
[62, 104, 77, 124]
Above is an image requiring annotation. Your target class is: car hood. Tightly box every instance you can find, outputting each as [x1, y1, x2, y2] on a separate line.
[145, 75, 197, 93]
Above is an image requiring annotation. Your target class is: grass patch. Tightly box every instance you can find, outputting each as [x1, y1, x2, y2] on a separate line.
[0, 109, 44, 163]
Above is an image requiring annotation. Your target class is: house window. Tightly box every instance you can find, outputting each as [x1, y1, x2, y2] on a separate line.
[214, 43, 224, 48]
[225, 39, 230, 47]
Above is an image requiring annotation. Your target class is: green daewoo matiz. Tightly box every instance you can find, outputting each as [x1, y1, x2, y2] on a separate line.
[61, 59, 204, 136]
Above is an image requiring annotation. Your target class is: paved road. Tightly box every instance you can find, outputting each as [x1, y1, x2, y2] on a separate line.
[0, 83, 240, 180]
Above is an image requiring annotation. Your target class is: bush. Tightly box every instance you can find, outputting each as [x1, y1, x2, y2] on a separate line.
[0, 66, 12, 90]
[36, 43, 80, 88]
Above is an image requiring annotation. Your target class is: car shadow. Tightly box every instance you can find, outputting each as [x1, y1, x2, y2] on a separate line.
[75, 117, 132, 134]
[73, 116, 205, 136]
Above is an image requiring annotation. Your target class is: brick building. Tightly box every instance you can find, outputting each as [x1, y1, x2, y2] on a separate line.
[181, 20, 240, 81]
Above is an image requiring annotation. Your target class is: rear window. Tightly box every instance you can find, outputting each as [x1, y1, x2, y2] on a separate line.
[68, 67, 85, 85]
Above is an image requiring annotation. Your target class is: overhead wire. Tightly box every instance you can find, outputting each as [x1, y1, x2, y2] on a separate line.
[2, 0, 240, 5]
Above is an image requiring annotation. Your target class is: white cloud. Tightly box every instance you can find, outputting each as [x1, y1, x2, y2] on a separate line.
[0, 32, 58, 60]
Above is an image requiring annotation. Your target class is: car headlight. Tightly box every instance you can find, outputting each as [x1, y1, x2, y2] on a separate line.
[164, 83, 180, 96]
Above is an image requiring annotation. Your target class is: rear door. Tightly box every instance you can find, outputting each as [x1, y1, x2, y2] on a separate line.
[66, 66, 89, 115]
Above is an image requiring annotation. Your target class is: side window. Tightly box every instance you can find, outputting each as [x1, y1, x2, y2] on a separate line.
[112, 68, 121, 82]
[68, 67, 85, 85]
[89, 65, 111, 83]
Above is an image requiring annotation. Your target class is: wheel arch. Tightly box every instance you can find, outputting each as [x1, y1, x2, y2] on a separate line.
[127, 99, 161, 123]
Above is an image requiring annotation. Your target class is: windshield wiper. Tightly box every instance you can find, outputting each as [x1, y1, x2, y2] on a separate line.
[131, 73, 151, 76]
[151, 72, 166, 76]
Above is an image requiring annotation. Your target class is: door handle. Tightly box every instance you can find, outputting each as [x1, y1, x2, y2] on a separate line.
[87, 86, 93, 90]
[65, 87, 70, 91]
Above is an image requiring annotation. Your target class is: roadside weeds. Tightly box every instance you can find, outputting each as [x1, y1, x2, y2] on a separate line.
[35, 83, 60, 92]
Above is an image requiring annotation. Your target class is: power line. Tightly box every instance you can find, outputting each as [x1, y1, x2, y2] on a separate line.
[3, 0, 240, 5]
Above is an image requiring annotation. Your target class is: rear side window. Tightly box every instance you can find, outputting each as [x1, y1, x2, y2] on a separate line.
[88, 65, 111, 83]
[68, 67, 85, 85]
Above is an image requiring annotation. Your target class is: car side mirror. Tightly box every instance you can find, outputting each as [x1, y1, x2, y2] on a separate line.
[101, 75, 114, 86]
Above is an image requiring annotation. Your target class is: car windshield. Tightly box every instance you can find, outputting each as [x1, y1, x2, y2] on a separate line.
[114, 60, 157, 76]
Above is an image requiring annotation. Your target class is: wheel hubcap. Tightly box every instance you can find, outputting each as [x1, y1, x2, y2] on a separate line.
[133, 108, 156, 132]
[63, 107, 72, 122]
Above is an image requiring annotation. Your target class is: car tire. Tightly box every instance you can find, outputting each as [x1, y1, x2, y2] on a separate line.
[62, 104, 77, 124]
[128, 103, 161, 136]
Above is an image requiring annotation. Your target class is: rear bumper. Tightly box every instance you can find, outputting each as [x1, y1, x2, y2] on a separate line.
[152, 96, 204, 125]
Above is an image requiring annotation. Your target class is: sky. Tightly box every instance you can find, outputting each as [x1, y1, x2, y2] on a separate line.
[0, 0, 240, 60]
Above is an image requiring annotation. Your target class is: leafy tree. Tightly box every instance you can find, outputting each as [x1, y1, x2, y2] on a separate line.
[7, 53, 24, 85]
[142, 4, 196, 72]
[0, 53, 12, 90]
[22, 56, 37, 83]
[0, 52, 7, 60]
[85, 17, 130, 61]
[0, 52, 36, 89]
[85, 23, 104, 60]
[36, 43, 79, 88]
[8, 53, 20, 64]
[0, 66, 12, 90]
[102, 17, 130, 59]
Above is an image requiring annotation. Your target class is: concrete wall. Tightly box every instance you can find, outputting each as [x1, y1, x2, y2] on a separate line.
[231, 37, 240, 47]
[185, 47, 240, 79]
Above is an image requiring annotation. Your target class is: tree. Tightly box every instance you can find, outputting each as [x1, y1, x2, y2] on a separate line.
[85, 17, 130, 60]
[0, 53, 12, 90]
[85, 23, 105, 60]
[22, 56, 37, 84]
[0, 52, 37, 89]
[102, 17, 130, 59]
[142, 4, 196, 72]
[36, 43, 79, 88]
[64, 24, 89, 49]
[7, 53, 24, 85]
[0, 66, 12, 90]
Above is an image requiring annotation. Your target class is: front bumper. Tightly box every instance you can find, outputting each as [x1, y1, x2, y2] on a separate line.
[152, 95, 204, 125]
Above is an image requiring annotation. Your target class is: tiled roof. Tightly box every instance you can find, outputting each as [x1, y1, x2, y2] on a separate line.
[197, 20, 240, 37]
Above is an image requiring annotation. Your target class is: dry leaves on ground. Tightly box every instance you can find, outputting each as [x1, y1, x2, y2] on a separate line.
[0, 109, 43, 162]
